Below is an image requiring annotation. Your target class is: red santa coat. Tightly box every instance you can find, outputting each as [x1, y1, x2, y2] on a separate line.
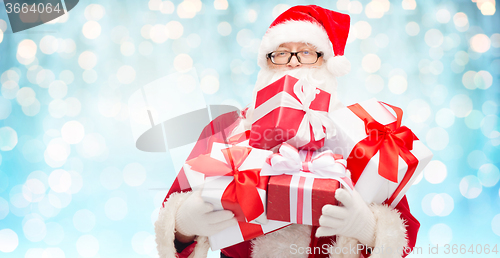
[155, 111, 420, 258]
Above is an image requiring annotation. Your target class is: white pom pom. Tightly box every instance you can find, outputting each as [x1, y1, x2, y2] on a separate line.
[327, 56, 351, 77]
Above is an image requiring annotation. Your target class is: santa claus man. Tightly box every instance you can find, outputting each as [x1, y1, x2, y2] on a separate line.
[155, 5, 419, 258]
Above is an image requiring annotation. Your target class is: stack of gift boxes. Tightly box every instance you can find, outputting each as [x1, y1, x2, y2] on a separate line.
[182, 75, 434, 250]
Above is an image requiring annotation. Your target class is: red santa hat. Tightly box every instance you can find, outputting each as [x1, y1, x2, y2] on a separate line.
[258, 5, 351, 77]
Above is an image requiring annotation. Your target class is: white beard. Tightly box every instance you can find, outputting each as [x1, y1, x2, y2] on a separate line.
[243, 65, 340, 129]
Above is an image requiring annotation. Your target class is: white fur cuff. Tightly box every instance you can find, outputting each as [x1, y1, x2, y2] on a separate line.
[368, 203, 408, 258]
[154, 191, 210, 258]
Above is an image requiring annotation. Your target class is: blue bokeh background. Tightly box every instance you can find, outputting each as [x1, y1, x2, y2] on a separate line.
[0, 0, 499, 257]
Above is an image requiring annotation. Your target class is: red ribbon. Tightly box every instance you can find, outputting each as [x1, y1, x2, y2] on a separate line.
[238, 221, 265, 241]
[186, 145, 266, 222]
[346, 102, 419, 205]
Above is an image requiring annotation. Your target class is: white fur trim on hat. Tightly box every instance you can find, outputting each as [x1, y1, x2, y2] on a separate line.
[326, 55, 351, 77]
[258, 20, 334, 69]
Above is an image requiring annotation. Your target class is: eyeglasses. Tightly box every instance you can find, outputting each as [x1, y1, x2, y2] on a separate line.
[267, 51, 323, 65]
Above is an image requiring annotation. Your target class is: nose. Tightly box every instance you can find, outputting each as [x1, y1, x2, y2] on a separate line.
[287, 55, 301, 68]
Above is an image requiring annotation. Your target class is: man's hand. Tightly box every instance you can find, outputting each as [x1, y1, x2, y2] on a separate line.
[175, 190, 238, 241]
[316, 188, 376, 247]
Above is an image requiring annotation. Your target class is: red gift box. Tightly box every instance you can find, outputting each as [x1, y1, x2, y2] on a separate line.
[261, 143, 354, 226]
[267, 175, 340, 226]
[249, 75, 334, 150]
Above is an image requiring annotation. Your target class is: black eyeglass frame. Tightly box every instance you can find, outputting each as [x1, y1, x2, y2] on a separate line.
[266, 51, 323, 65]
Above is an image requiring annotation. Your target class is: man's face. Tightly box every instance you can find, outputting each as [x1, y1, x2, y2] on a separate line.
[267, 42, 324, 70]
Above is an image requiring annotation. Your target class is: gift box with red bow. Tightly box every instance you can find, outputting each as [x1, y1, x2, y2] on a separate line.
[249, 75, 334, 150]
[183, 135, 291, 250]
[183, 137, 272, 224]
[261, 143, 354, 226]
[325, 98, 433, 207]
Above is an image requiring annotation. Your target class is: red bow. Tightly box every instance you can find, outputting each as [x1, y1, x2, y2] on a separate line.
[347, 102, 419, 205]
[186, 145, 266, 222]
[362, 116, 415, 183]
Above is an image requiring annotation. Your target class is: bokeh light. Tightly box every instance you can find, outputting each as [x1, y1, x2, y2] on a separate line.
[477, 163, 500, 187]
[73, 209, 96, 233]
[100, 166, 123, 190]
[116, 65, 136, 84]
[1, 80, 19, 99]
[0, 126, 18, 151]
[123, 163, 147, 187]
[467, 150, 489, 169]
[493, 214, 500, 237]
[45, 138, 70, 166]
[474, 70, 493, 90]
[17, 40, 37, 59]
[82, 21, 102, 39]
[16, 87, 36, 107]
[78, 51, 97, 70]
[48, 169, 72, 193]
[23, 217, 46, 242]
[405, 21, 420, 36]
[460, 175, 482, 199]
[453, 12, 469, 31]
[200, 75, 220, 94]
[426, 127, 449, 150]
[449, 94, 473, 117]
[48, 81, 68, 99]
[470, 34, 491, 53]
[407, 99, 431, 123]
[429, 223, 453, 245]
[39, 36, 59, 55]
[353, 21, 372, 39]
[132, 231, 157, 255]
[388, 75, 407, 95]
[166, 21, 184, 39]
[76, 235, 100, 257]
[0, 229, 19, 252]
[0, 197, 9, 220]
[84, 4, 106, 21]
[365, 74, 384, 93]
[120, 42, 135, 56]
[218, 22, 232, 36]
[431, 193, 454, 216]
[361, 53, 381, 73]
[77, 133, 108, 159]
[105, 197, 128, 221]
[61, 121, 85, 144]
[424, 160, 447, 184]
[435, 108, 455, 128]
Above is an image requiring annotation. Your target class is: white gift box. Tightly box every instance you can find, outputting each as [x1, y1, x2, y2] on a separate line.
[183, 140, 290, 250]
[183, 140, 271, 223]
[325, 98, 433, 207]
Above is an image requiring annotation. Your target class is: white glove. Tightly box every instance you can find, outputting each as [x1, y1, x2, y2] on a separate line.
[316, 188, 376, 247]
[176, 190, 238, 237]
